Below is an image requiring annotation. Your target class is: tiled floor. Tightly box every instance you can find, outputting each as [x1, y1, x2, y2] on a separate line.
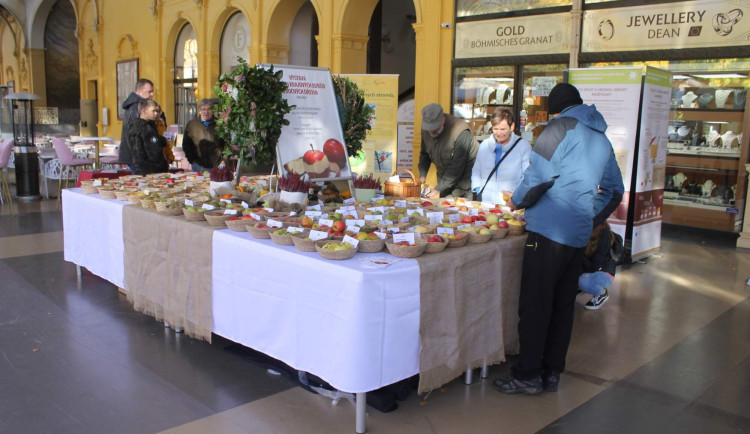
[1, 197, 749, 434]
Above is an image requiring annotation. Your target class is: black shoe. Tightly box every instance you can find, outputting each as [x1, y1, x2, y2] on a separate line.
[542, 372, 560, 392]
[492, 376, 543, 395]
[585, 290, 609, 310]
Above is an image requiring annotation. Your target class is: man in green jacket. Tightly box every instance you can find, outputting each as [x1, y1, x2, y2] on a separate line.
[182, 99, 224, 172]
[418, 103, 478, 199]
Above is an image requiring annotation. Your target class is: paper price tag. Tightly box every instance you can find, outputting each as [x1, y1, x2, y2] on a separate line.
[370, 206, 385, 213]
[408, 208, 425, 216]
[224, 209, 238, 215]
[318, 218, 335, 228]
[287, 226, 304, 233]
[346, 225, 361, 234]
[386, 226, 401, 233]
[348, 219, 366, 227]
[364, 214, 383, 221]
[374, 231, 388, 240]
[220, 198, 231, 204]
[267, 219, 283, 228]
[184, 199, 194, 207]
[457, 224, 471, 231]
[340, 205, 356, 212]
[475, 220, 486, 227]
[459, 211, 469, 216]
[400, 217, 411, 224]
[343, 198, 356, 205]
[395, 200, 407, 208]
[305, 210, 322, 218]
[393, 232, 416, 245]
[469, 208, 479, 216]
[383, 220, 394, 226]
[289, 211, 297, 216]
[184, 182, 194, 187]
[250, 213, 262, 221]
[374, 194, 385, 200]
[263, 207, 274, 213]
[307, 203, 322, 211]
[93, 180, 102, 187]
[309, 230, 329, 241]
[407, 226, 417, 232]
[343, 235, 360, 248]
[343, 210, 359, 219]
[449, 214, 460, 223]
[195, 176, 204, 182]
[241, 201, 249, 208]
[437, 227, 454, 235]
[481, 202, 495, 209]
[203, 204, 215, 211]
[320, 213, 329, 218]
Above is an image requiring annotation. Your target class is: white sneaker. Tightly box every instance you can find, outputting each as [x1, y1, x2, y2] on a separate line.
[585, 290, 609, 310]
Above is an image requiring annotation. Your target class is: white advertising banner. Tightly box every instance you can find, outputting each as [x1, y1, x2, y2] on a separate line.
[582, 0, 750, 53]
[270, 65, 352, 182]
[455, 13, 574, 59]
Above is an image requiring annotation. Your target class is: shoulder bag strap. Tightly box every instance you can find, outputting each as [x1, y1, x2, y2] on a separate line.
[478, 137, 522, 199]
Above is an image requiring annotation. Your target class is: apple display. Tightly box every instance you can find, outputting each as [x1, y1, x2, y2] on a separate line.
[303, 144, 329, 178]
[323, 138, 347, 166]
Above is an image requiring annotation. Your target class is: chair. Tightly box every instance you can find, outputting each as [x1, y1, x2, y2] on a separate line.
[100, 142, 126, 170]
[51, 138, 93, 202]
[0, 138, 15, 215]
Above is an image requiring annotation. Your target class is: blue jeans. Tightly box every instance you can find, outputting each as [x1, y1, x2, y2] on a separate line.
[578, 271, 613, 297]
[191, 163, 210, 173]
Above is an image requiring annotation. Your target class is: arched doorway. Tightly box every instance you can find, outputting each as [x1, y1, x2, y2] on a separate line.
[44, 0, 79, 133]
[174, 23, 198, 127]
[220, 11, 251, 75]
[289, 1, 318, 66]
[367, 0, 416, 101]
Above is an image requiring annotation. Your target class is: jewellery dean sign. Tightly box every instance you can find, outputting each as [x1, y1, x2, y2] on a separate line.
[455, 13, 573, 59]
[582, 0, 750, 52]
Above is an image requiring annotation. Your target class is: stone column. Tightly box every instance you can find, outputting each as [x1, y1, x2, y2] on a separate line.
[330, 34, 369, 73]
[738, 163, 750, 249]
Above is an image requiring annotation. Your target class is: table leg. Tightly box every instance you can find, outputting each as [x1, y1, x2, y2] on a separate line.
[76, 264, 82, 281]
[464, 367, 473, 385]
[355, 392, 366, 434]
[481, 362, 490, 379]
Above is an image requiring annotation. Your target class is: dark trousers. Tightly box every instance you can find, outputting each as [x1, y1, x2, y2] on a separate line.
[511, 231, 584, 380]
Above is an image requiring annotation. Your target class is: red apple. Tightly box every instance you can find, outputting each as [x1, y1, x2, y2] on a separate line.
[498, 220, 509, 229]
[304, 144, 329, 177]
[323, 138, 347, 166]
[461, 216, 472, 224]
[421, 201, 432, 207]
[332, 220, 346, 233]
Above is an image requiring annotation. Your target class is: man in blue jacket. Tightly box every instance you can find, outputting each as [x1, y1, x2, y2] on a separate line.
[495, 83, 624, 395]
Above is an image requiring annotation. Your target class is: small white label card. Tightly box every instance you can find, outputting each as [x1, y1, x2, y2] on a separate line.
[289, 211, 297, 216]
[395, 200, 407, 208]
[374, 194, 385, 200]
[426, 211, 444, 224]
[383, 220, 394, 226]
[365, 214, 383, 221]
[342, 235, 359, 248]
[184, 199, 194, 207]
[224, 209, 238, 215]
[449, 214, 461, 223]
[374, 231, 388, 240]
[407, 226, 417, 232]
[399, 216, 411, 224]
[93, 180, 102, 187]
[339, 205, 356, 213]
[437, 227, 454, 235]
[343, 198, 356, 205]
[408, 208, 425, 216]
[305, 210, 322, 218]
[195, 176, 204, 182]
[370, 206, 385, 214]
[346, 225, 361, 234]
[447, 206, 459, 212]
[386, 226, 401, 233]
[343, 209, 359, 219]
[458, 211, 469, 216]
[457, 224, 472, 231]
[267, 219, 283, 228]
[203, 204, 216, 211]
[307, 203, 322, 211]
[308, 230, 329, 241]
[348, 219, 366, 227]
[241, 201, 249, 208]
[250, 213, 262, 221]
[393, 232, 416, 245]
[475, 220, 487, 227]
[287, 226, 304, 234]
[318, 218, 334, 228]
[263, 207, 274, 213]
[482, 202, 495, 209]
[220, 198, 231, 204]
[469, 208, 479, 216]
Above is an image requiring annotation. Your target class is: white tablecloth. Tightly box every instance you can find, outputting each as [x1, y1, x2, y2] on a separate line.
[62, 189, 126, 289]
[63, 190, 422, 393]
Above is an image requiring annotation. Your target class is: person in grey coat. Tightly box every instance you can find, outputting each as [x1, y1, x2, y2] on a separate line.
[118, 78, 154, 169]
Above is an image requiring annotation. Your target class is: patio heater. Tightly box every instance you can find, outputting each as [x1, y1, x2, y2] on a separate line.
[4, 92, 40, 200]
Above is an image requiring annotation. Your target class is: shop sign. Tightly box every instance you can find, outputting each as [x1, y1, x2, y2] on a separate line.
[582, 0, 750, 52]
[455, 13, 573, 59]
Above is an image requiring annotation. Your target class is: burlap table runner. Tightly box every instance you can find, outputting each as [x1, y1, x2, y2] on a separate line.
[123, 205, 220, 342]
[414, 234, 526, 393]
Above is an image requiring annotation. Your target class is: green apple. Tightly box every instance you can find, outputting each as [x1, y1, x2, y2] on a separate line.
[485, 213, 500, 225]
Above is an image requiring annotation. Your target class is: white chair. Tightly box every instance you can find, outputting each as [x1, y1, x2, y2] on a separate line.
[0, 138, 15, 215]
[40, 158, 82, 200]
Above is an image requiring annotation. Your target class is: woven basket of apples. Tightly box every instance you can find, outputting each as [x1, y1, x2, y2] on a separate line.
[315, 240, 358, 260]
[353, 232, 386, 253]
[508, 218, 526, 235]
[445, 233, 469, 248]
[422, 234, 448, 253]
[182, 205, 207, 221]
[226, 215, 256, 232]
[385, 237, 427, 258]
[461, 226, 493, 244]
[204, 210, 232, 227]
[247, 222, 274, 239]
[269, 228, 296, 246]
[291, 231, 331, 252]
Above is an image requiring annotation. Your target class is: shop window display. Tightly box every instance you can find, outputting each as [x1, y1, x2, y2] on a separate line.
[452, 65, 515, 142]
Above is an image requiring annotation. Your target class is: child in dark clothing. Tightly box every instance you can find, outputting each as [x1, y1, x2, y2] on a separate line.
[579, 221, 617, 310]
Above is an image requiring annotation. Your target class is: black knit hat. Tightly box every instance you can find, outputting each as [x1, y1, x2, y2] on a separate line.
[548, 83, 583, 115]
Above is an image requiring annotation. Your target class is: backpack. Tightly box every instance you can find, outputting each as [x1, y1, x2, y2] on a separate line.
[609, 231, 625, 266]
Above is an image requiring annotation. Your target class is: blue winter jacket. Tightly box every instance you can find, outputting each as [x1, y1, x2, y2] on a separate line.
[512, 104, 624, 248]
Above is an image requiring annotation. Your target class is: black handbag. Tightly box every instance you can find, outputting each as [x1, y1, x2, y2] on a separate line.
[473, 137, 522, 202]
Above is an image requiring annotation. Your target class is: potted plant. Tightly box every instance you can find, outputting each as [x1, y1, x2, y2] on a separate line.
[352, 173, 381, 203]
[214, 58, 294, 186]
[277, 172, 313, 206]
[209, 164, 234, 198]
[332, 76, 375, 165]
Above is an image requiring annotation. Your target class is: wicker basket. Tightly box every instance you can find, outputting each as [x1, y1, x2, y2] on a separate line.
[490, 227, 509, 239]
[114, 190, 132, 201]
[204, 211, 232, 226]
[315, 240, 358, 260]
[81, 181, 99, 194]
[225, 217, 252, 232]
[446, 234, 469, 248]
[508, 221, 527, 235]
[357, 238, 385, 253]
[182, 208, 207, 221]
[385, 237, 427, 258]
[421, 234, 449, 253]
[383, 169, 421, 198]
[246, 224, 274, 239]
[413, 224, 438, 235]
[269, 230, 296, 246]
[467, 231, 493, 244]
[127, 194, 144, 205]
[154, 200, 176, 212]
[291, 232, 330, 252]
[98, 189, 117, 199]
[158, 205, 184, 216]
[140, 198, 156, 208]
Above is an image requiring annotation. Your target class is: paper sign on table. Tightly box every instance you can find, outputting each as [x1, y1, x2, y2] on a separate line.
[93, 180, 102, 187]
[263, 207, 274, 213]
[343, 198, 356, 205]
[342, 235, 360, 248]
[224, 209, 238, 215]
[437, 227, 454, 235]
[374, 231, 388, 240]
[307, 204, 322, 211]
[220, 198, 231, 204]
[393, 232, 416, 245]
[395, 200, 407, 208]
[195, 176, 204, 182]
[250, 213, 262, 221]
[408, 208, 425, 216]
[308, 230, 328, 241]
[474, 220, 486, 227]
[267, 219, 283, 228]
[386, 226, 401, 233]
[458, 211, 469, 216]
[241, 201, 249, 208]
[449, 214, 460, 223]
[340, 205, 356, 212]
[370, 206, 385, 213]
[457, 224, 471, 230]
[348, 219, 366, 226]
[346, 225, 361, 234]
[305, 210, 322, 218]
[185, 199, 194, 207]
[360, 255, 401, 269]
[399, 217, 410, 224]
[383, 220, 394, 226]
[287, 226, 304, 233]
[203, 204, 215, 211]
[289, 211, 297, 216]
[365, 214, 383, 221]
[469, 208, 479, 216]
[447, 206, 459, 212]
[318, 218, 334, 228]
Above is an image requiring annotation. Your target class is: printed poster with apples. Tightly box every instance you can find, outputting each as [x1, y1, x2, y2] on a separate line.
[269, 65, 351, 182]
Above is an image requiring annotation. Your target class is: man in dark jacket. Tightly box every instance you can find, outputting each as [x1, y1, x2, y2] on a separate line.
[495, 83, 624, 395]
[129, 99, 168, 175]
[182, 98, 224, 172]
[119, 78, 154, 169]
